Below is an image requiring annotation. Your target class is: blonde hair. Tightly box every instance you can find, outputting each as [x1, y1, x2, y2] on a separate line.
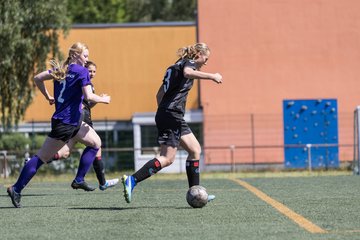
[50, 42, 88, 81]
[176, 43, 210, 60]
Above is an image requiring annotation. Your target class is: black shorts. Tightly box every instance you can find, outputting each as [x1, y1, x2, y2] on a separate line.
[48, 118, 80, 143]
[155, 109, 192, 147]
[82, 108, 93, 128]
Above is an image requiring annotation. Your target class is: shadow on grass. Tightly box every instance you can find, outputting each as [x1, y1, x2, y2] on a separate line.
[0, 205, 58, 209]
[0, 193, 58, 197]
[68, 206, 192, 211]
[69, 207, 137, 211]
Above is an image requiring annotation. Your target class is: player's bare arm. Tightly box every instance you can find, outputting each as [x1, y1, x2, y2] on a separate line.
[183, 67, 222, 84]
[82, 85, 111, 104]
[34, 70, 55, 104]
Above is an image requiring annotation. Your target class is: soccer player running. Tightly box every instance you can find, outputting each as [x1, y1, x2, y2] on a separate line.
[51, 61, 119, 191]
[122, 43, 222, 203]
[7, 42, 111, 208]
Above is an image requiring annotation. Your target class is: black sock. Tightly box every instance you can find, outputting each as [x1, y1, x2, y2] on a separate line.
[186, 160, 200, 188]
[93, 157, 106, 186]
[133, 158, 162, 184]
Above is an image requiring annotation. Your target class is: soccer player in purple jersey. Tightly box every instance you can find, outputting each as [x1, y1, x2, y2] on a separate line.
[51, 61, 119, 191]
[7, 42, 111, 208]
[121, 43, 222, 203]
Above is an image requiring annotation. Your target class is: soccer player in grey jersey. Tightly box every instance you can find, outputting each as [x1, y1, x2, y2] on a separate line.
[122, 43, 222, 203]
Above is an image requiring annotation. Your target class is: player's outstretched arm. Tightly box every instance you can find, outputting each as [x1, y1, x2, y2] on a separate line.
[183, 67, 222, 84]
[82, 85, 111, 104]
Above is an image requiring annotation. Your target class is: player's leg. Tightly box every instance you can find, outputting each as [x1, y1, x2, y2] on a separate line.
[122, 110, 180, 203]
[93, 148, 106, 186]
[133, 144, 177, 183]
[58, 139, 76, 158]
[8, 137, 65, 207]
[180, 131, 215, 202]
[180, 132, 201, 187]
[25, 142, 70, 165]
[70, 122, 101, 191]
[122, 109, 181, 203]
[122, 144, 177, 203]
[49, 138, 76, 162]
[94, 148, 119, 190]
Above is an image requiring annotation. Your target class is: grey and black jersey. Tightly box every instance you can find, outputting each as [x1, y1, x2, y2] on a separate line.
[158, 59, 196, 114]
[82, 83, 95, 113]
[82, 83, 95, 127]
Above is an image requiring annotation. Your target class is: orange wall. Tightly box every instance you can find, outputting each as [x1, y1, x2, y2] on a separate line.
[198, 0, 360, 163]
[24, 25, 197, 121]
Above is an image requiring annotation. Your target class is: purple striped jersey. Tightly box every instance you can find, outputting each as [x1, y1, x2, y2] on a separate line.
[51, 64, 91, 125]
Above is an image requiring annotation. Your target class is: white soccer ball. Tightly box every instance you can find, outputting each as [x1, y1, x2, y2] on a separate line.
[186, 185, 208, 208]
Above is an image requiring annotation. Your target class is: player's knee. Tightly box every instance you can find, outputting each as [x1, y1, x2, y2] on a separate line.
[161, 156, 176, 167]
[188, 146, 201, 159]
[87, 134, 101, 149]
[62, 152, 70, 159]
[94, 137, 102, 149]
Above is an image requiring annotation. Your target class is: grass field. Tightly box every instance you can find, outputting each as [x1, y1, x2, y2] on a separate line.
[1, 171, 360, 240]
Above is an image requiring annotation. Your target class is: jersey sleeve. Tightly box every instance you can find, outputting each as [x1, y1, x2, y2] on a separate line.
[184, 59, 197, 70]
[79, 68, 91, 87]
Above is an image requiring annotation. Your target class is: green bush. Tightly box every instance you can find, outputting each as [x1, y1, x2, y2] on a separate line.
[32, 135, 46, 149]
[0, 133, 30, 151]
[74, 142, 85, 150]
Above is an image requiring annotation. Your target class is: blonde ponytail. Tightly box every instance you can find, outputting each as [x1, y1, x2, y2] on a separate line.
[49, 59, 67, 81]
[50, 42, 88, 81]
[176, 43, 210, 60]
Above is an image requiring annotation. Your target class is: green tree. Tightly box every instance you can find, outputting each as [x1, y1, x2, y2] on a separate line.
[67, 0, 126, 23]
[0, 0, 70, 132]
[123, 0, 196, 22]
[164, 0, 197, 21]
[123, 0, 167, 22]
[67, 0, 197, 24]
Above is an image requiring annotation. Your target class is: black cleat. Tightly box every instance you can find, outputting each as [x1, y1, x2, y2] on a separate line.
[71, 180, 95, 191]
[7, 186, 21, 208]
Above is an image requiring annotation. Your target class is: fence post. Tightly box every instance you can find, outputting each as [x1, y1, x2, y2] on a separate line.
[354, 109, 358, 174]
[1, 151, 8, 179]
[250, 114, 256, 168]
[230, 145, 235, 173]
[306, 144, 312, 172]
[355, 106, 360, 175]
[105, 117, 109, 161]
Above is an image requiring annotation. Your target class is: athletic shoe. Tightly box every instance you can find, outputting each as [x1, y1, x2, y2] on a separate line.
[99, 178, 119, 191]
[7, 186, 21, 208]
[121, 175, 136, 203]
[71, 180, 95, 191]
[207, 194, 216, 202]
